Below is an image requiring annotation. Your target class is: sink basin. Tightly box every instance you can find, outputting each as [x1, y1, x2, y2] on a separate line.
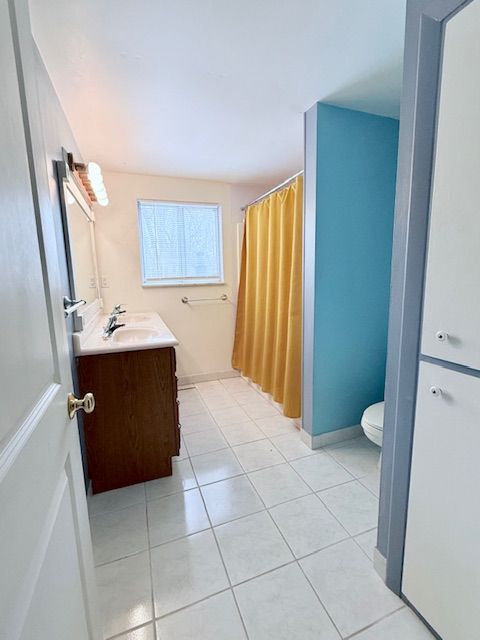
[121, 313, 150, 324]
[112, 327, 161, 344]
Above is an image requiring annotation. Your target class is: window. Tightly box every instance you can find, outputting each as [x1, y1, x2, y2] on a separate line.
[137, 200, 224, 286]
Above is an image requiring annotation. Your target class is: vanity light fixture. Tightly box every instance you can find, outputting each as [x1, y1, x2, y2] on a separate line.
[67, 152, 109, 207]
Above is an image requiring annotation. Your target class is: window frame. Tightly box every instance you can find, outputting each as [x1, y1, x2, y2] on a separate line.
[137, 198, 225, 288]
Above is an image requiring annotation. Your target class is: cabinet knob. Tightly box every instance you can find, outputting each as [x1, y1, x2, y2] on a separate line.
[429, 386, 442, 397]
[435, 331, 448, 342]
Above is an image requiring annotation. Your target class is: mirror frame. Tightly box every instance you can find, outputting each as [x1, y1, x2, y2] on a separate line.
[56, 151, 102, 331]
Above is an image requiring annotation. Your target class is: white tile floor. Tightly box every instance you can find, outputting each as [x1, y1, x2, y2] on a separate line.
[89, 378, 434, 640]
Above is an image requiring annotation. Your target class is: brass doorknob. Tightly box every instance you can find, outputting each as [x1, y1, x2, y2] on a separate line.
[67, 392, 95, 419]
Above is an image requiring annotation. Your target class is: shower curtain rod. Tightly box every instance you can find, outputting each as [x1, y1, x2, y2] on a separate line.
[241, 169, 303, 211]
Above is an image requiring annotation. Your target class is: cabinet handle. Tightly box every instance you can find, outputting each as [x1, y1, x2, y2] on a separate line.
[435, 331, 448, 342]
[429, 386, 442, 397]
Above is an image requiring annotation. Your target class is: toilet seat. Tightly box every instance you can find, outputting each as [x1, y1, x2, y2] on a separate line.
[361, 401, 384, 447]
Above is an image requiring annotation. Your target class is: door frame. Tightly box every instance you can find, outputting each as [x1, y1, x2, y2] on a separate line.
[377, 0, 474, 595]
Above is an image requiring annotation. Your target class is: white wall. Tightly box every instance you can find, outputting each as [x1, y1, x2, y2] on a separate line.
[95, 171, 268, 381]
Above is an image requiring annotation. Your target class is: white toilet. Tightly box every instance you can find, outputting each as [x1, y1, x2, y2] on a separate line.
[361, 401, 384, 447]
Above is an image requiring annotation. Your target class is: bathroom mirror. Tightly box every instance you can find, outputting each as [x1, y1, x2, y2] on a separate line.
[57, 155, 101, 327]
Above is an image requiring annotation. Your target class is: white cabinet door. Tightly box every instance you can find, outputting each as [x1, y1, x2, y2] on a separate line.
[0, 2, 100, 639]
[421, 0, 480, 369]
[403, 361, 480, 639]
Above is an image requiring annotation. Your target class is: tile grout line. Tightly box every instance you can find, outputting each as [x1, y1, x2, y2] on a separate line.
[117, 540, 392, 630]
[238, 428, 361, 637]
[229, 447, 347, 639]
[351, 527, 379, 563]
[315, 477, 359, 493]
[226, 386, 384, 637]
[229, 558, 299, 589]
[153, 587, 233, 626]
[254, 474, 345, 638]
[322, 444, 381, 488]
[276, 424, 394, 638]
[104, 594, 406, 640]
[357, 475, 381, 499]
[280, 446, 376, 538]
[343, 604, 407, 639]
[143, 482, 159, 640]
[294, 444, 380, 529]
[95, 380, 386, 639]
[200, 383, 282, 427]
[88, 496, 147, 519]
[92, 411, 377, 557]
[190, 381, 297, 451]
[187, 423, 252, 640]
[105, 619, 156, 640]
[177, 385, 378, 554]
[189, 381, 307, 636]
[88, 429, 322, 520]
[296, 559, 345, 638]
[93, 494, 378, 572]
[196, 385, 388, 636]
[219, 377, 285, 415]
[190, 383, 281, 472]
[313, 475, 380, 543]
[314, 484, 370, 540]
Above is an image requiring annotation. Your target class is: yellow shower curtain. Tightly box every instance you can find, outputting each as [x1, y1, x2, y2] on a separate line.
[232, 175, 303, 418]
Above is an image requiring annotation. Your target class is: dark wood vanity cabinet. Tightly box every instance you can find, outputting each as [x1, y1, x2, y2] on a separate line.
[77, 346, 179, 494]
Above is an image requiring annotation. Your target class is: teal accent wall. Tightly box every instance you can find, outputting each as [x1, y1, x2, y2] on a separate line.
[312, 104, 399, 436]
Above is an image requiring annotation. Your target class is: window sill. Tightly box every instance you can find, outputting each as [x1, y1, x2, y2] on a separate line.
[142, 281, 226, 288]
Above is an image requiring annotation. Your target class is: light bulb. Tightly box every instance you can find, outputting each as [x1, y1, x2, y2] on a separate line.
[87, 162, 102, 178]
[89, 175, 104, 189]
[86, 160, 108, 206]
[95, 186, 107, 199]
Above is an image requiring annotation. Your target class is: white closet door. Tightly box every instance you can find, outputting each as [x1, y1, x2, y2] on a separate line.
[403, 361, 480, 639]
[421, 0, 480, 369]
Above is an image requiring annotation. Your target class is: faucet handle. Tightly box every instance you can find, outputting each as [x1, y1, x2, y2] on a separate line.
[111, 303, 126, 315]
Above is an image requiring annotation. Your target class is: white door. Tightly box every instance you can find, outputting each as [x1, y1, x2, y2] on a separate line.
[0, 2, 100, 639]
[403, 362, 480, 638]
[421, 0, 480, 369]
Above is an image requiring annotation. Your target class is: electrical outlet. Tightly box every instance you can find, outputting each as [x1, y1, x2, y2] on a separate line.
[89, 277, 97, 288]
[101, 276, 109, 288]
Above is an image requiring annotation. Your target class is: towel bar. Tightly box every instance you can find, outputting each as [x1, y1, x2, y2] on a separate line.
[181, 294, 228, 304]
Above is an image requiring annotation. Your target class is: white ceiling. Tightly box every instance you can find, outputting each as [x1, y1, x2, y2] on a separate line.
[30, 0, 406, 185]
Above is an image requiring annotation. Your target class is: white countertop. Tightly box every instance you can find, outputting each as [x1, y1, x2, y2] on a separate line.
[73, 311, 179, 356]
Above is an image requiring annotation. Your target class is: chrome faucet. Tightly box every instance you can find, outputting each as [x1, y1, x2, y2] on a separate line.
[102, 304, 126, 339]
[102, 315, 125, 339]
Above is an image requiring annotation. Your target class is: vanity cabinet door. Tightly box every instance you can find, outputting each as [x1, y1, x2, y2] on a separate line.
[78, 346, 179, 493]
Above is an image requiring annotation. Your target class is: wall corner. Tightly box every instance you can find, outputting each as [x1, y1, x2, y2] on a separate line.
[302, 103, 319, 438]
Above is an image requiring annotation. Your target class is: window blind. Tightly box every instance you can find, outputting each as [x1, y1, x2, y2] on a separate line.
[138, 200, 223, 286]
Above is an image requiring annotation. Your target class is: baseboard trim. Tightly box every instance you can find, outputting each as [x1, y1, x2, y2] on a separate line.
[300, 428, 314, 448]
[300, 424, 363, 449]
[178, 370, 240, 387]
[373, 547, 387, 582]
